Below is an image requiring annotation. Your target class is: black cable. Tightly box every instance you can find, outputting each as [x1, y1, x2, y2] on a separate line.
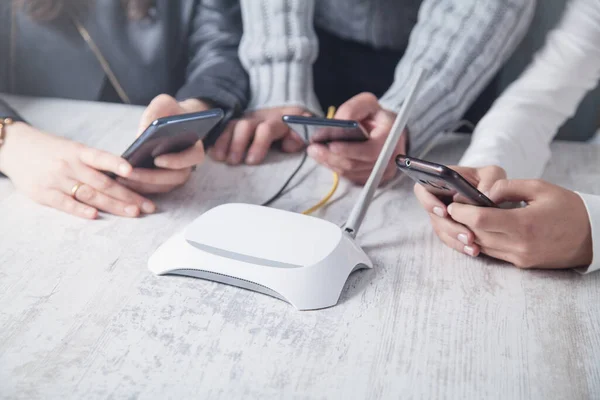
[261, 151, 308, 207]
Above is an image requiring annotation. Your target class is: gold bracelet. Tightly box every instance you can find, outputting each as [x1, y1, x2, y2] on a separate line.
[0, 118, 15, 148]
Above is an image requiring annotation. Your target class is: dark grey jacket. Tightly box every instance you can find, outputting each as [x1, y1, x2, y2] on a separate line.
[0, 0, 248, 121]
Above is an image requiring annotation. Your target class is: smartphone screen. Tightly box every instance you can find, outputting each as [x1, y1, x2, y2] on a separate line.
[282, 115, 369, 144]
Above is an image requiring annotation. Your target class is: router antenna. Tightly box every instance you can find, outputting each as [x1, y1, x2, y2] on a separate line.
[343, 68, 427, 238]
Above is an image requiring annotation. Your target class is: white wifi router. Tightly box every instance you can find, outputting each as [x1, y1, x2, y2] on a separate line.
[149, 70, 426, 310]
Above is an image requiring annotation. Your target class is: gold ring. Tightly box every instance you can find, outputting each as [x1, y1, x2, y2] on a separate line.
[71, 182, 83, 198]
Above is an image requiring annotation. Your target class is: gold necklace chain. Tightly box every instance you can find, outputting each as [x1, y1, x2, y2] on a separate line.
[7, 4, 131, 105]
[72, 17, 132, 105]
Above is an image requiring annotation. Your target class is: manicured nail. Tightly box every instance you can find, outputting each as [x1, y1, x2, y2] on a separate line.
[464, 245, 477, 257]
[433, 207, 445, 218]
[142, 201, 155, 214]
[447, 204, 454, 215]
[125, 205, 139, 216]
[458, 233, 470, 245]
[119, 163, 131, 175]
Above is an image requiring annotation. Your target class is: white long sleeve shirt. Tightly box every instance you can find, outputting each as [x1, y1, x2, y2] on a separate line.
[459, 0, 600, 273]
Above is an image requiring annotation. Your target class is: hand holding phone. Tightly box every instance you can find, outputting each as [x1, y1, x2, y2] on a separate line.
[282, 115, 370, 145]
[396, 155, 497, 207]
[121, 108, 224, 169]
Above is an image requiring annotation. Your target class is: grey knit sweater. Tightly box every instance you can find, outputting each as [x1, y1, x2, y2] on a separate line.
[239, 0, 536, 155]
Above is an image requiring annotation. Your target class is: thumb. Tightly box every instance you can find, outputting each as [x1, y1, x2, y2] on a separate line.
[138, 94, 182, 137]
[489, 179, 537, 204]
[476, 166, 507, 194]
[334, 92, 380, 122]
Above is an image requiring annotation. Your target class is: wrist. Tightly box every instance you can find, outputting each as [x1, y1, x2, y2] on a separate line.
[574, 196, 594, 267]
[0, 121, 31, 176]
[576, 224, 594, 268]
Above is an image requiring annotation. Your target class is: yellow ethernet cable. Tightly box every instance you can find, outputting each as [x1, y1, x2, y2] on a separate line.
[301, 106, 340, 215]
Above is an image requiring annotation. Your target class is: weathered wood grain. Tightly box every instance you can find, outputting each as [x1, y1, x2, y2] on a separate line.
[0, 97, 598, 400]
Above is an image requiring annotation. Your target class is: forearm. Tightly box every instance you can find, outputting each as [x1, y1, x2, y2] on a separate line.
[238, 0, 321, 115]
[176, 0, 249, 114]
[575, 193, 600, 274]
[460, 0, 600, 179]
[379, 0, 536, 157]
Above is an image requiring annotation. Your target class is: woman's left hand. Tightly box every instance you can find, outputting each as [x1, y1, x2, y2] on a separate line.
[119, 94, 210, 194]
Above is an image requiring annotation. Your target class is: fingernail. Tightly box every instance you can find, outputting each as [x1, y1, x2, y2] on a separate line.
[447, 204, 454, 215]
[458, 233, 470, 245]
[85, 208, 96, 218]
[307, 146, 319, 158]
[246, 153, 258, 165]
[142, 202, 155, 213]
[119, 164, 131, 175]
[464, 245, 477, 257]
[433, 207, 445, 218]
[125, 205, 139, 216]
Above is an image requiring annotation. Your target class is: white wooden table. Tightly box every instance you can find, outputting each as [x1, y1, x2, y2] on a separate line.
[1, 97, 599, 400]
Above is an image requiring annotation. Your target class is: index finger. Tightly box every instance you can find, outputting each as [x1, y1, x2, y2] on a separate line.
[127, 167, 191, 186]
[75, 164, 156, 213]
[138, 94, 181, 136]
[447, 202, 514, 233]
[334, 92, 379, 121]
[210, 121, 234, 162]
[155, 141, 205, 170]
[79, 147, 132, 178]
[326, 140, 382, 162]
[414, 183, 448, 217]
[246, 119, 289, 164]
[476, 166, 507, 193]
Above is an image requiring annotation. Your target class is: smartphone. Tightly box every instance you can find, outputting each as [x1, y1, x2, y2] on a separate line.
[395, 155, 497, 207]
[121, 108, 224, 169]
[202, 107, 236, 148]
[282, 115, 369, 144]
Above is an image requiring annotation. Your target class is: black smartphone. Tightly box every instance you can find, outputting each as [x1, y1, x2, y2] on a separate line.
[121, 108, 224, 169]
[282, 115, 369, 144]
[396, 155, 497, 207]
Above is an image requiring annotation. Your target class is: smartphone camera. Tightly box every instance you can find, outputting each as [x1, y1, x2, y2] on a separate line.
[405, 159, 411, 167]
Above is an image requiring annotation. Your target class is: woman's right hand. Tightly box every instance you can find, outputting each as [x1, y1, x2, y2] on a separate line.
[413, 165, 506, 257]
[0, 122, 156, 219]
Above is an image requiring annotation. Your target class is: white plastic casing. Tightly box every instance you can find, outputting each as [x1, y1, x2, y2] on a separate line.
[148, 203, 373, 310]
